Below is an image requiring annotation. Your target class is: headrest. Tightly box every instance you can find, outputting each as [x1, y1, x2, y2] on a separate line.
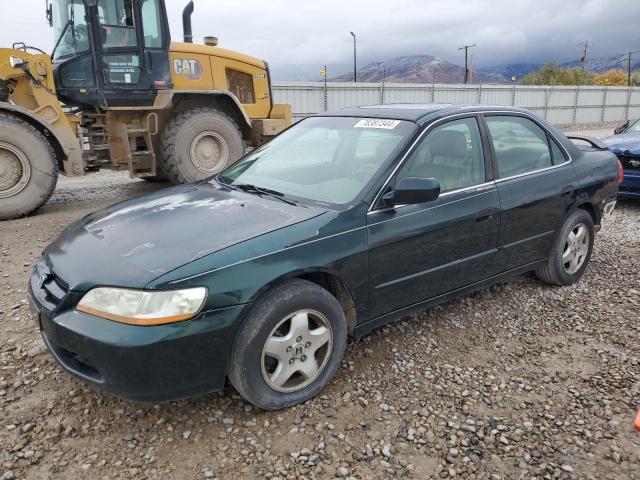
[428, 130, 467, 158]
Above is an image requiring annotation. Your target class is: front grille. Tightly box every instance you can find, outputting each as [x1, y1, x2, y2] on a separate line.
[617, 154, 640, 172]
[31, 260, 69, 312]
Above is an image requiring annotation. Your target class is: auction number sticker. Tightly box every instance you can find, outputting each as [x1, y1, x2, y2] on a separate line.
[354, 119, 401, 129]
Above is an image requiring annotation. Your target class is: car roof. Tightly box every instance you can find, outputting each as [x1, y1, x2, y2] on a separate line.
[317, 104, 533, 124]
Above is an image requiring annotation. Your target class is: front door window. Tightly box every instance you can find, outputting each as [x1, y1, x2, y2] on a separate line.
[396, 116, 486, 193]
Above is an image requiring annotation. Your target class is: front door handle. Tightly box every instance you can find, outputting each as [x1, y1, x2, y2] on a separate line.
[476, 208, 497, 222]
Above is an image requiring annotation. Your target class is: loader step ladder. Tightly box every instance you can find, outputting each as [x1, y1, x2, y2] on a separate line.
[81, 113, 111, 169]
[106, 113, 158, 178]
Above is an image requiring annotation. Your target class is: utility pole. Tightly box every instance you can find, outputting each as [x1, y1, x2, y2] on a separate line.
[350, 31, 357, 83]
[624, 51, 640, 86]
[458, 43, 476, 84]
[579, 41, 591, 73]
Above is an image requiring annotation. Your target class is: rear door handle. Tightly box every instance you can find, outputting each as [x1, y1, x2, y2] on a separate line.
[476, 208, 497, 222]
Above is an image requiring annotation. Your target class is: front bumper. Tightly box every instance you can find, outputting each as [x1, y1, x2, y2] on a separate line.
[28, 270, 247, 402]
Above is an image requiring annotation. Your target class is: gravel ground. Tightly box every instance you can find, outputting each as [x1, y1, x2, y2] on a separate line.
[0, 126, 639, 480]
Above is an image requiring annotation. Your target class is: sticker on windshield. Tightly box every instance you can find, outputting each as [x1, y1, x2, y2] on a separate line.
[354, 119, 401, 129]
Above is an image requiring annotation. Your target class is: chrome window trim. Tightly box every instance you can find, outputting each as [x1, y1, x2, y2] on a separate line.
[368, 110, 573, 212]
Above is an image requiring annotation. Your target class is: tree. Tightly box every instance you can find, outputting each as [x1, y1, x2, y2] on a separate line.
[594, 69, 628, 86]
[520, 62, 594, 86]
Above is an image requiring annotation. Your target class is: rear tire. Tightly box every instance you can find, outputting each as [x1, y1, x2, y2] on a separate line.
[535, 209, 594, 286]
[0, 114, 58, 220]
[159, 108, 244, 184]
[228, 280, 347, 410]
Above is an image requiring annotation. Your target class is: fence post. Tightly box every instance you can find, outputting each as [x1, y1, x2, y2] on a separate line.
[600, 85, 608, 123]
[432, 82, 436, 103]
[572, 85, 580, 124]
[323, 66, 327, 112]
[624, 87, 632, 121]
[543, 87, 550, 120]
[511, 83, 516, 106]
[478, 83, 482, 103]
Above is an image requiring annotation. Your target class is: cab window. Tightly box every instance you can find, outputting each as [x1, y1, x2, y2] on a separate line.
[141, 0, 163, 48]
[52, 0, 90, 59]
[98, 0, 137, 48]
[485, 115, 553, 178]
[226, 70, 255, 104]
[397, 117, 486, 192]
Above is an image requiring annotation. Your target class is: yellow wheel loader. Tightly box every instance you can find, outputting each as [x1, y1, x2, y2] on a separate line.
[0, 0, 291, 220]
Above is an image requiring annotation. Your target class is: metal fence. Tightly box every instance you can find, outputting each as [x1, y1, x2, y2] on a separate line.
[272, 82, 640, 126]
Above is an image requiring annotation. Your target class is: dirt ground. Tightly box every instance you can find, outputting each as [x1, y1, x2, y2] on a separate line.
[0, 126, 638, 480]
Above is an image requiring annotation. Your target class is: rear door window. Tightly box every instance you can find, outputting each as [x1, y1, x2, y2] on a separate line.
[484, 116, 552, 178]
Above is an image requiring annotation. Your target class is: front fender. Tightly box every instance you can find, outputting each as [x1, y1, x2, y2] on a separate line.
[148, 205, 371, 320]
[0, 101, 69, 157]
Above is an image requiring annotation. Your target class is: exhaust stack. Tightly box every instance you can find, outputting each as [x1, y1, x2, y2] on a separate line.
[182, 1, 194, 43]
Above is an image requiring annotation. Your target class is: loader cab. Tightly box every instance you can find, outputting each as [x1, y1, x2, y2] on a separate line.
[49, 0, 172, 108]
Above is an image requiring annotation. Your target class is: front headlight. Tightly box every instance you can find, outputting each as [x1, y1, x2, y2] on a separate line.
[76, 287, 207, 326]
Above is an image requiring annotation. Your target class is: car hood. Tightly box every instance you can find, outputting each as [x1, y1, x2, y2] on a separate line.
[43, 181, 327, 290]
[602, 132, 640, 156]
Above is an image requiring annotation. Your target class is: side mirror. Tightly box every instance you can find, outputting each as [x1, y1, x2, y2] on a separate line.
[9, 56, 26, 69]
[383, 177, 441, 206]
[614, 121, 629, 135]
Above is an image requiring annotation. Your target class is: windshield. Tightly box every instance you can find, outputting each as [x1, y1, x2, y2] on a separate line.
[629, 120, 640, 132]
[219, 116, 415, 206]
[52, 0, 90, 59]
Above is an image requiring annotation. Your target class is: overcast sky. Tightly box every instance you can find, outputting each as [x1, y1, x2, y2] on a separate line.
[1, 0, 638, 79]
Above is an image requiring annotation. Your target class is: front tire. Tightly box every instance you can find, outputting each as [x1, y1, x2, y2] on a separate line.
[228, 280, 347, 410]
[0, 114, 58, 220]
[536, 209, 595, 286]
[159, 108, 244, 184]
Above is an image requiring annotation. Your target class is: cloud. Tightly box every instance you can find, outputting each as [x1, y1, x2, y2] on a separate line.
[2, 0, 638, 80]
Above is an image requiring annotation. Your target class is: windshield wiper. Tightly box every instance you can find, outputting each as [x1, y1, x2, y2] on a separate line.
[234, 183, 298, 206]
[51, 19, 72, 59]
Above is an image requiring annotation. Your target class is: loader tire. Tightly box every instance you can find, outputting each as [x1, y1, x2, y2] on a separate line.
[159, 108, 244, 184]
[0, 114, 58, 220]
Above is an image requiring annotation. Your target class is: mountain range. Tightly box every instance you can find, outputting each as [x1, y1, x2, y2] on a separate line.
[328, 54, 638, 84]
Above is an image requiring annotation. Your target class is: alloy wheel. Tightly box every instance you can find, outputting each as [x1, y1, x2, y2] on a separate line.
[261, 309, 333, 393]
[562, 223, 590, 274]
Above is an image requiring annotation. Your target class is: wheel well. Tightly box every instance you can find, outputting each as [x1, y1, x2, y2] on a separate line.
[576, 202, 599, 226]
[170, 93, 252, 140]
[0, 109, 66, 171]
[296, 272, 357, 336]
